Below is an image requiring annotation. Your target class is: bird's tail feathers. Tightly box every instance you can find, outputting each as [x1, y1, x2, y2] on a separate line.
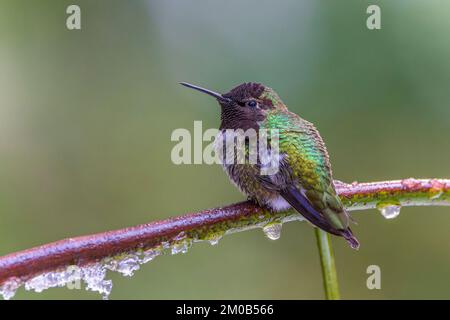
[340, 228, 360, 250]
[280, 186, 360, 250]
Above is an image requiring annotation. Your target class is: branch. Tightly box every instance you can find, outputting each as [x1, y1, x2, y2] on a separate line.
[0, 178, 449, 298]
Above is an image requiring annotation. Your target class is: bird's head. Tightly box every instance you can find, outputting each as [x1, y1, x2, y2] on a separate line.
[180, 82, 286, 130]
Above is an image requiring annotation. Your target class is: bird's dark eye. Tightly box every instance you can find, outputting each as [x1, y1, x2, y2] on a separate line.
[247, 100, 257, 108]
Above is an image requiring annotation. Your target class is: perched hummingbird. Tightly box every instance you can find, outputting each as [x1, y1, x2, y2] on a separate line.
[180, 82, 359, 249]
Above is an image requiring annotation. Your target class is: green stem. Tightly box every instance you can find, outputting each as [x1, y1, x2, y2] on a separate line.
[315, 228, 340, 300]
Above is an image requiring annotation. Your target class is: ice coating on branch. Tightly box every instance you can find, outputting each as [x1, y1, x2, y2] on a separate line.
[0, 249, 163, 300]
[208, 234, 222, 246]
[0, 228, 238, 300]
[170, 231, 193, 254]
[20, 263, 112, 299]
[171, 240, 192, 254]
[104, 255, 140, 277]
[0, 278, 21, 300]
[0, 209, 316, 301]
[1, 178, 449, 300]
[141, 248, 161, 263]
[82, 263, 113, 299]
[24, 265, 81, 293]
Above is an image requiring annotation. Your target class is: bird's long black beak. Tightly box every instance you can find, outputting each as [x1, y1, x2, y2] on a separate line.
[180, 82, 232, 103]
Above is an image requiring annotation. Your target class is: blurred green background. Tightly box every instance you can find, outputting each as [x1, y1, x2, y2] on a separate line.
[1, 0, 450, 299]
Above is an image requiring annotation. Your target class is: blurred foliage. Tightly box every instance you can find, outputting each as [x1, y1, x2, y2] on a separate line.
[0, 0, 449, 299]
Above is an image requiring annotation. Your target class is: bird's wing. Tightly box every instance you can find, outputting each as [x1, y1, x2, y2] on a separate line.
[259, 111, 359, 248]
[279, 185, 342, 235]
[260, 115, 350, 228]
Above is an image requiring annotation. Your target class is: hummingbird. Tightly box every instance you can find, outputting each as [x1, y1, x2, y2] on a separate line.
[180, 82, 359, 249]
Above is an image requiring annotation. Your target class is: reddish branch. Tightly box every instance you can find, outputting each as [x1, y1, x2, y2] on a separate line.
[0, 178, 449, 286]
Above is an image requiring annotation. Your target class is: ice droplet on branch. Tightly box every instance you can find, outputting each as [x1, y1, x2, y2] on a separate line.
[105, 254, 140, 277]
[378, 205, 401, 219]
[262, 222, 283, 240]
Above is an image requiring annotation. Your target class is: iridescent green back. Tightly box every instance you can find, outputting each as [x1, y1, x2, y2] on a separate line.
[260, 105, 349, 230]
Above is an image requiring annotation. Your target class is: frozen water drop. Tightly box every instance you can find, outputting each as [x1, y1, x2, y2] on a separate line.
[0, 278, 21, 300]
[171, 240, 191, 255]
[173, 231, 187, 241]
[24, 267, 78, 293]
[161, 241, 171, 250]
[204, 231, 224, 246]
[208, 237, 221, 246]
[140, 248, 160, 264]
[24, 274, 47, 293]
[262, 222, 282, 240]
[116, 256, 140, 277]
[170, 232, 192, 254]
[82, 263, 112, 299]
[379, 205, 401, 219]
[105, 254, 140, 277]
